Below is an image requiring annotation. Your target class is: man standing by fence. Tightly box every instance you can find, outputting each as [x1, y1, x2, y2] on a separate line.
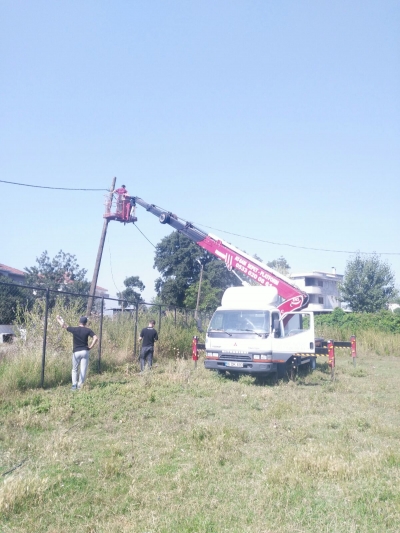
[139, 319, 158, 372]
[57, 315, 98, 390]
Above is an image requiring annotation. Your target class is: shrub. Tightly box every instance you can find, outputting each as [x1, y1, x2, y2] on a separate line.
[315, 307, 400, 335]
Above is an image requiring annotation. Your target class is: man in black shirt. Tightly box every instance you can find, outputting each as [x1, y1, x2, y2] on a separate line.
[57, 315, 98, 390]
[139, 319, 158, 372]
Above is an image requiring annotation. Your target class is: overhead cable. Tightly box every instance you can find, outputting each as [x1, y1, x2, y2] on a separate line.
[108, 243, 122, 295]
[145, 201, 400, 256]
[193, 223, 400, 256]
[0, 179, 107, 191]
[2, 183, 397, 255]
[133, 224, 156, 248]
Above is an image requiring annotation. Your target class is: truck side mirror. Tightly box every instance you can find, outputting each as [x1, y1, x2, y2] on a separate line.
[273, 319, 281, 338]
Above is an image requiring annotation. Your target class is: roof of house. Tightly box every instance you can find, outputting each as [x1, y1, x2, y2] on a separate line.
[0, 264, 110, 296]
[0, 264, 26, 276]
[291, 271, 343, 280]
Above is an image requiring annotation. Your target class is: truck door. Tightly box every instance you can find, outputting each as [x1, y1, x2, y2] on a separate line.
[271, 312, 315, 359]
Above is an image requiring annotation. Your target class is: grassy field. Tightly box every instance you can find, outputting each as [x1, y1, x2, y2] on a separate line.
[1, 349, 400, 533]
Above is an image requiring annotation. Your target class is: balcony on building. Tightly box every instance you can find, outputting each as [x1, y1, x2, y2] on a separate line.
[290, 269, 343, 313]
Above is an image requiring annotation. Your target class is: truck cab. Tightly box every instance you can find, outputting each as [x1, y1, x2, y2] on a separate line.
[204, 286, 316, 376]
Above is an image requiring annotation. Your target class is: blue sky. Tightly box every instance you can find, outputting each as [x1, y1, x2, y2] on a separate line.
[1, 1, 399, 302]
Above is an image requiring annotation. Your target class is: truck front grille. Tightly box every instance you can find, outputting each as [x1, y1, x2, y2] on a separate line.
[219, 354, 252, 362]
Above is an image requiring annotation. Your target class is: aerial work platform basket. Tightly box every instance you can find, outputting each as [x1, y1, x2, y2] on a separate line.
[104, 194, 137, 223]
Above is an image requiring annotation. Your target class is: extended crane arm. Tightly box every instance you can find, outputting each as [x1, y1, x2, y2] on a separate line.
[131, 197, 309, 314]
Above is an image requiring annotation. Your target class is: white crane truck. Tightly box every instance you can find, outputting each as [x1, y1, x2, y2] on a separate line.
[123, 197, 324, 378]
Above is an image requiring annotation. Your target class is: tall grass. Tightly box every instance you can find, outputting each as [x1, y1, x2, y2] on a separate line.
[2, 300, 399, 397]
[1, 354, 399, 532]
[0, 302, 203, 396]
[1, 305, 400, 531]
[315, 324, 400, 357]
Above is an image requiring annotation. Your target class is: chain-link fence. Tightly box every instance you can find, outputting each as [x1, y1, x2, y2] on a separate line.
[0, 280, 211, 389]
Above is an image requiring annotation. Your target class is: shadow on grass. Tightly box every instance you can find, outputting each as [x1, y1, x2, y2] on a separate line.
[213, 361, 335, 389]
[211, 370, 279, 388]
[91, 379, 130, 388]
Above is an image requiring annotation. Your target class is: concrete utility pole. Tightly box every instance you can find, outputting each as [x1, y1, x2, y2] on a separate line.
[86, 177, 116, 316]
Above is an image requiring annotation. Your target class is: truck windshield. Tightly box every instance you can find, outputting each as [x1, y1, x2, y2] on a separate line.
[208, 310, 270, 334]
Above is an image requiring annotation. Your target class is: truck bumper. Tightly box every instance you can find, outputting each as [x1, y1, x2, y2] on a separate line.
[204, 360, 277, 374]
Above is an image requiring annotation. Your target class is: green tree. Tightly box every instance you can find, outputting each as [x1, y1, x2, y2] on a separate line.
[25, 250, 89, 293]
[154, 232, 241, 307]
[267, 256, 291, 276]
[340, 254, 397, 312]
[117, 276, 145, 305]
[183, 279, 223, 312]
[0, 275, 35, 323]
[25, 250, 90, 310]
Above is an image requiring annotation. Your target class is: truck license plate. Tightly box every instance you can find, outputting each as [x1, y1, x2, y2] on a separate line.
[226, 362, 243, 367]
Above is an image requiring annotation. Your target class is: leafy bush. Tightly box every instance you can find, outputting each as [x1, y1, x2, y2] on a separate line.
[315, 307, 400, 335]
[315, 308, 400, 357]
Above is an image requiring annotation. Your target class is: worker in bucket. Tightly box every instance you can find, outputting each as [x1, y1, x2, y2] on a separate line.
[112, 184, 128, 216]
[56, 315, 98, 390]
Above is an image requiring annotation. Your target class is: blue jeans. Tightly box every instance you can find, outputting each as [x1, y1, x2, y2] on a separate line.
[140, 346, 154, 371]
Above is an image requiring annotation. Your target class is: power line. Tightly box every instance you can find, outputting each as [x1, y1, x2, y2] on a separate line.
[143, 201, 400, 256]
[108, 243, 122, 295]
[0, 179, 107, 191]
[2, 181, 397, 256]
[133, 224, 156, 248]
[193, 222, 400, 256]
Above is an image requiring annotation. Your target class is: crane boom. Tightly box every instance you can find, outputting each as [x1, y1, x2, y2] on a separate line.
[130, 197, 309, 314]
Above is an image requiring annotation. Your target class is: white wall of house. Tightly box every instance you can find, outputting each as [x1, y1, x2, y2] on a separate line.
[290, 270, 343, 312]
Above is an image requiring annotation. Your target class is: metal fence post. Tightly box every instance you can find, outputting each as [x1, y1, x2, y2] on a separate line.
[174, 307, 177, 326]
[40, 288, 50, 388]
[158, 305, 162, 332]
[134, 302, 139, 359]
[97, 297, 104, 373]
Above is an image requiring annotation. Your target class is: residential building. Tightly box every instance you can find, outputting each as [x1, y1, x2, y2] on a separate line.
[0, 262, 108, 297]
[94, 285, 110, 298]
[290, 268, 343, 312]
[0, 264, 26, 284]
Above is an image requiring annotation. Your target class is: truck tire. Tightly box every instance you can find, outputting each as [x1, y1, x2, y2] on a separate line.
[277, 360, 291, 380]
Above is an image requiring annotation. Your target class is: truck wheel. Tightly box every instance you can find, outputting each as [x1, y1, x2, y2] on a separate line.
[277, 361, 291, 380]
